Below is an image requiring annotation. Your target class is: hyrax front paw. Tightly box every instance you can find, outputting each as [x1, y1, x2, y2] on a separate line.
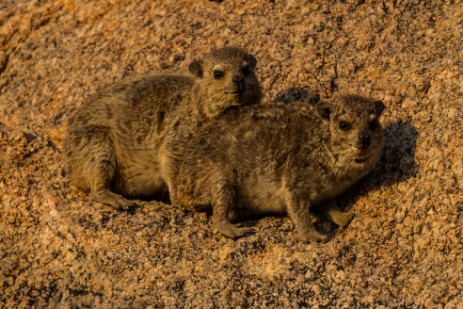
[115, 199, 140, 212]
[213, 220, 253, 240]
[93, 190, 139, 211]
[300, 230, 329, 244]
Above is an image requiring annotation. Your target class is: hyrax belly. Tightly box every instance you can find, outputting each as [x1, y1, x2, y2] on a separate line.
[112, 146, 167, 197]
[236, 178, 287, 215]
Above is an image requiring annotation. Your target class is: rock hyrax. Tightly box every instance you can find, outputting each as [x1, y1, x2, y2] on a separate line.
[165, 95, 385, 242]
[64, 47, 262, 209]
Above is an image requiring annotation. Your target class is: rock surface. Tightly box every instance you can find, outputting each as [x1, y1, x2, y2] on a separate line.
[1, 0, 462, 307]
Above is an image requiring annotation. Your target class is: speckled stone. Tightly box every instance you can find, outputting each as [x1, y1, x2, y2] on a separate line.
[1, 0, 462, 307]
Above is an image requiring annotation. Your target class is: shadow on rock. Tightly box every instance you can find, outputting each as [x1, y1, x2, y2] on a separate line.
[338, 120, 419, 209]
[372, 120, 419, 187]
[273, 87, 320, 105]
[137, 189, 172, 205]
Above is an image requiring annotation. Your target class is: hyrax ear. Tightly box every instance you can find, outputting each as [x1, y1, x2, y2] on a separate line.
[245, 54, 257, 70]
[188, 60, 203, 78]
[373, 100, 385, 117]
[316, 101, 332, 120]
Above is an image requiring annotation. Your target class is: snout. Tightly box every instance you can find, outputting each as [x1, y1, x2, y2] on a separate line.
[356, 131, 371, 150]
[224, 75, 246, 94]
[232, 75, 246, 92]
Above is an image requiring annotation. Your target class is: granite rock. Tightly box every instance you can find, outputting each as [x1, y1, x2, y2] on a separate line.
[1, 0, 463, 307]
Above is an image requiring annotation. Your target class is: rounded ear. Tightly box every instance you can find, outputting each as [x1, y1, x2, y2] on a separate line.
[245, 54, 257, 70]
[188, 60, 203, 78]
[316, 101, 332, 120]
[373, 100, 385, 117]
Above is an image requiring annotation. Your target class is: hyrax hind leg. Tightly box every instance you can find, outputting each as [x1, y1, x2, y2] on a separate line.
[64, 125, 137, 210]
[324, 200, 355, 228]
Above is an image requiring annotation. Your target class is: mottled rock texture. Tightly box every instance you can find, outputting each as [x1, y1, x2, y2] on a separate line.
[1, 0, 462, 307]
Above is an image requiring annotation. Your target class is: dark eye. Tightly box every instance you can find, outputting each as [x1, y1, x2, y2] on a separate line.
[213, 70, 224, 80]
[241, 66, 251, 76]
[369, 120, 378, 129]
[339, 121, 351, 131]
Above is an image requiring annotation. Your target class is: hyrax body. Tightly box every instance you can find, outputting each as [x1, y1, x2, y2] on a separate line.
[64, 47, 262, 209]
[165, 95, 385, 242]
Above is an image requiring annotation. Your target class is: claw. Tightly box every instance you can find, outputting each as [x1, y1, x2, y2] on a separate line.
[301, 230, 329, 244]
[214, 221, 253, 239]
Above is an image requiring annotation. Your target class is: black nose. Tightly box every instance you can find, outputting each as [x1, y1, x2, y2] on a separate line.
[232, 75, 245, 91]
[232, 75, 243, 84]
[358, 131, 371, 148]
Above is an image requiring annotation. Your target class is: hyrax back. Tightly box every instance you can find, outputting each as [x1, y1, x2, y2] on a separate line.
[169, 95, 385, 242]
[64, 47, 262, 210]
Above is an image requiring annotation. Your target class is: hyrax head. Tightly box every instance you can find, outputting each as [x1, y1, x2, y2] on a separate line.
[316, 95, 386, 164]
[189, 47, 262, 118]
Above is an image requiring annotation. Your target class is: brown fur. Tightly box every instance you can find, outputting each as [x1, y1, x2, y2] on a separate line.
[63, 47, 262, 209]
[164, 95, 385, 242]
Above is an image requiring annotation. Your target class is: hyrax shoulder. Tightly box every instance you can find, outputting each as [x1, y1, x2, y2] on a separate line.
[64, 47, 262, 209]
[169, 95, 385, 242]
